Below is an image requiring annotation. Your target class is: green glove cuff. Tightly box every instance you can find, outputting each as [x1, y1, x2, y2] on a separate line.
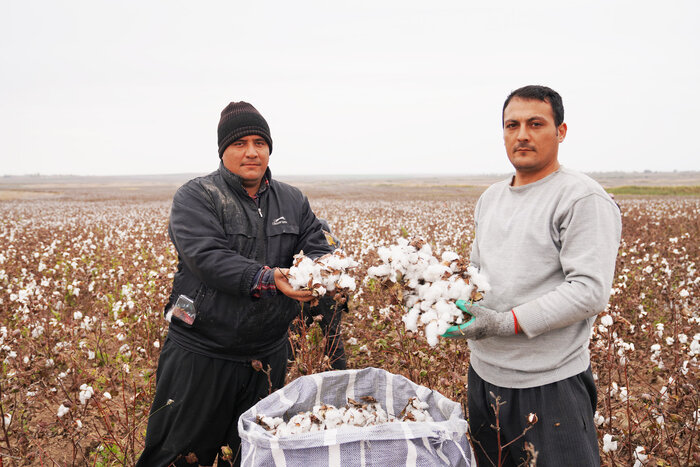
[441, 299, 476, 338]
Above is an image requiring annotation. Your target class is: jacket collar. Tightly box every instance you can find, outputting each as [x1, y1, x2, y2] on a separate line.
[218, 162, 272, 198]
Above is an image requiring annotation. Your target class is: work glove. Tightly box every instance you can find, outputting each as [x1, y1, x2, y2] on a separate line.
[441, 300, 516, 340]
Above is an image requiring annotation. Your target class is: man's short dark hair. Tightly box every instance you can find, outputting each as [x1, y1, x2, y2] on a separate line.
[502, 85, 564, 127]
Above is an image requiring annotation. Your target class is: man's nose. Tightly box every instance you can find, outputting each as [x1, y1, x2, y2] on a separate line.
[245, 142, 258, 156]
[516, 125, 530, 141]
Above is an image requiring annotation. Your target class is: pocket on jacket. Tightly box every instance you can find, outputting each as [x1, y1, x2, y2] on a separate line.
[169, 272, 209, 315]
[223, 223, 256, 258]
[192, 283, 215, 320]
[267, 223, 300, 267]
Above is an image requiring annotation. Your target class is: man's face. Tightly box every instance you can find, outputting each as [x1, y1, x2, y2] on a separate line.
[503, 97, 566, 181]
[221, 135, 270, 191]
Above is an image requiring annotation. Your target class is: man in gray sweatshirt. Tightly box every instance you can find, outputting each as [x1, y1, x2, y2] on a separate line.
[443, 85, 621, 466]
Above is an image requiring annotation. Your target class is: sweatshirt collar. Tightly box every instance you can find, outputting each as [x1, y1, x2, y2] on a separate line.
[508, 167, 562, 191]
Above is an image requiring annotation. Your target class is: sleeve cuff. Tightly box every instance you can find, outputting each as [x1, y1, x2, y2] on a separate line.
[250, 266, 278, 298]
[512, 302, 550, 338]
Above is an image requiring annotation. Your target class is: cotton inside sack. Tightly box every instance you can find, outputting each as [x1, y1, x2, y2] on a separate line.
[238, 367, 471, 466]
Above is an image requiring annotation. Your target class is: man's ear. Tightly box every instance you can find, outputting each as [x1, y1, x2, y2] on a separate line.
[557, 122, 567, 143]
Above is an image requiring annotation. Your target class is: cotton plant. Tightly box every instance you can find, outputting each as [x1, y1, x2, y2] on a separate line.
[255, 396, 433, 437]
[366, 237, 490, 346]
[602, 433, 618, 453]
[287, 249, 359, 306]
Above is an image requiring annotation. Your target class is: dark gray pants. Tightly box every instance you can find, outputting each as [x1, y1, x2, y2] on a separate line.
[467, 365, 600, 467]
[136, 338, 287, 467]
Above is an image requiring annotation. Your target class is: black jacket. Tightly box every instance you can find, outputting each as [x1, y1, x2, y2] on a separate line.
[165, 163, 333, 360]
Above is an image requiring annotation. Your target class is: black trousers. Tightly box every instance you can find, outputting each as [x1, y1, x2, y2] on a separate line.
[467, 365, 600, 467]
[136, 338, 287, 467]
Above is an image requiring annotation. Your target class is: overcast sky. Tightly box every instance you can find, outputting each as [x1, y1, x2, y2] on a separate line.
[1, 1, 698, 177]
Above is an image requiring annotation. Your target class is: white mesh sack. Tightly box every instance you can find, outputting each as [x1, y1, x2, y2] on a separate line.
[238, 367, 471, 466]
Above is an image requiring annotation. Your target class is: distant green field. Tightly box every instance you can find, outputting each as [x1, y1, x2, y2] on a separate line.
[608, 185, 700, 196]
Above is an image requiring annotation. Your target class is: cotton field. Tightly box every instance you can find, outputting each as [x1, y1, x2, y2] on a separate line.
[0, 190, 698, 465]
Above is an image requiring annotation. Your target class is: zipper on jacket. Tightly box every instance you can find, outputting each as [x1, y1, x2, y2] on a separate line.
[257, 208, 263, 218]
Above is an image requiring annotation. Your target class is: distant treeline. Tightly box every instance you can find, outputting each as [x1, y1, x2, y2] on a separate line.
[608, 185, 700, 196]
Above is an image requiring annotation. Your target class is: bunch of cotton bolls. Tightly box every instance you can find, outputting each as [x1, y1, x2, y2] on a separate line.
[255, 396, 433, 437]
[287, 250, 358, 306]
[366, 238, 490, 347]
[399, 397, 434, 422]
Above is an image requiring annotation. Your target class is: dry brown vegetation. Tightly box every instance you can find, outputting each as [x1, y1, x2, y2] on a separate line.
[0, 176, 698, 466]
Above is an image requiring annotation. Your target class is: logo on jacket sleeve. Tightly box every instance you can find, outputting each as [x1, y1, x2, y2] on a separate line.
[272, 216, 288, 225]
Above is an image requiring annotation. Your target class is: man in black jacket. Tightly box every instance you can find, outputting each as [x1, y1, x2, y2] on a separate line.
[137, 101, 334, 466]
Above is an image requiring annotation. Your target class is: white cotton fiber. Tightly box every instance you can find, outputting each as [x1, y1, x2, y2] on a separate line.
[441, 251, 459, 263]
[367, 238, 490, 347]
[467, 265, 491, 292]
[288, 250, 358, 299]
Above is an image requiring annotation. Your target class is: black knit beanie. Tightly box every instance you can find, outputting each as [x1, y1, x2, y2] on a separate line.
[217, 101, 273, 157]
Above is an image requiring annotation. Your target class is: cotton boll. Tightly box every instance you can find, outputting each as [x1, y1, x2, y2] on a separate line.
[423, 263, 451, 282]
[79, 384, 94, 405]
[367, 264, 391, 278]
[419, 309, 438, 325]
[424, 321, 440, 347]
[467, 266, 491, 292]
[406, 251, 419, 264]
[287, 413, 312, 434]
[446, 278, 473, 300]
[377, 247, 393, 264]
[324, 408, 344, 429]
[371, 405, 389, 424]
[402, 397, 434, 422]
[57, 404, 69, 417]
[418, 244, 433, 256]
[396, 254, 411, 270]
[602, 433, 618, 452]
[434, 301, 457, 334]
[308, 422, 323, 432]
[441, 251, 459, 263]
[289, 267, 312, 289]
[426, 281, 452, 305]
[434, 319, 452, 336]
[411, 281, 428, 298]
[342, 407, 358, 425]
[405, 295, 419, 309]
[633, 446, 648, 466]
[337, 274, 356, 290]
[600, 314, 613, 327]
[402, 307, 420, 332]
[275, 424, 290, 437]
[261, 416, 283, 430]
[352, 409, 368, 426]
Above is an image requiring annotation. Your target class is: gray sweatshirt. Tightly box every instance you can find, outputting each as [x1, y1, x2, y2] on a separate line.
[469, 167, 621, 388]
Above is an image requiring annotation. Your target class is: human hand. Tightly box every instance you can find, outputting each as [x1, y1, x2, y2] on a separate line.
[274, 268, 315, 302]
[440, 300, 475, 338]
[441, 301, 515, 340]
